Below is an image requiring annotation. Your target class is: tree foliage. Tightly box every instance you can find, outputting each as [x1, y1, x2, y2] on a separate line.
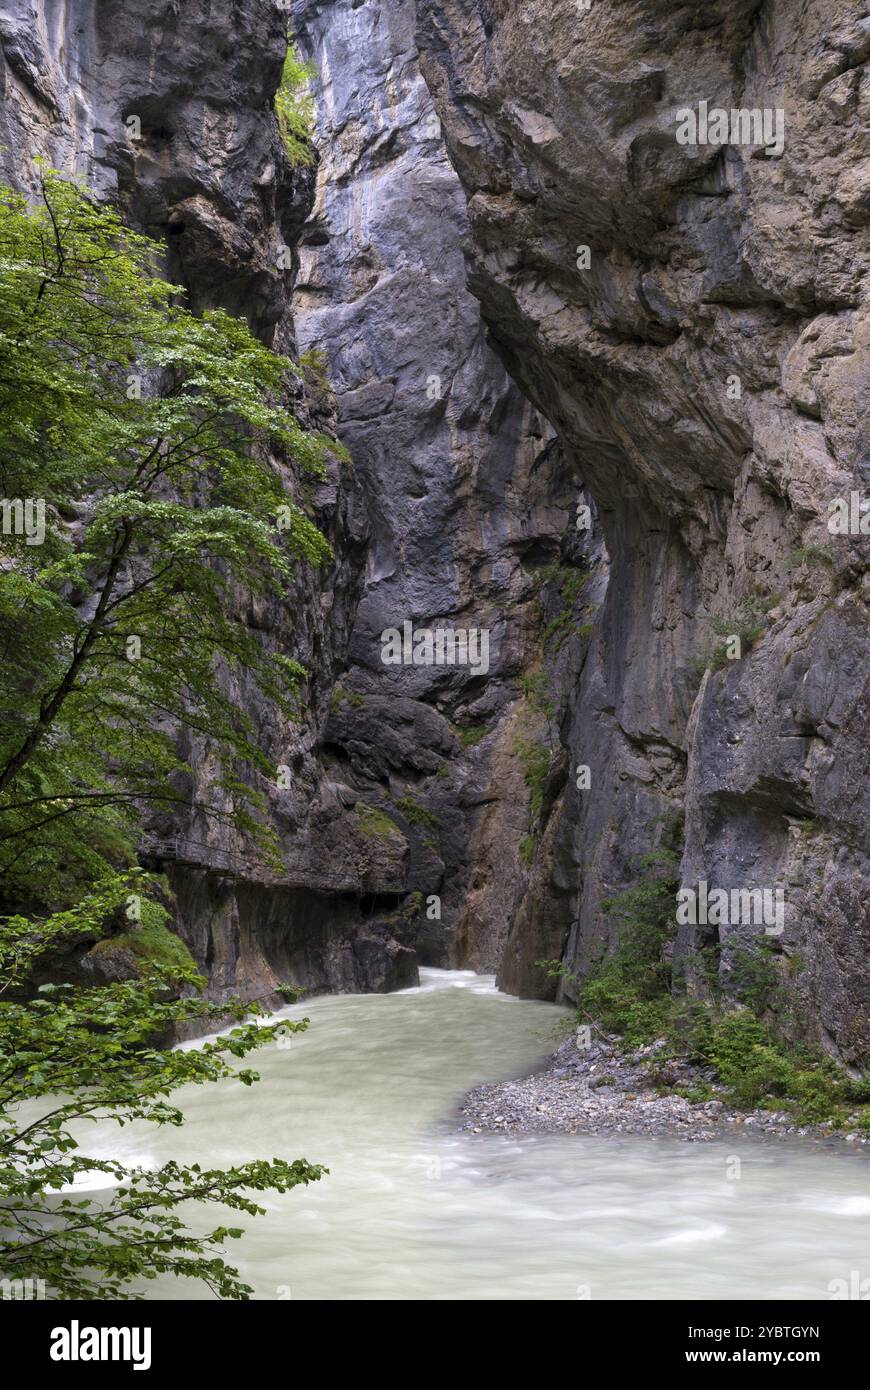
[0, 169, 332, 897]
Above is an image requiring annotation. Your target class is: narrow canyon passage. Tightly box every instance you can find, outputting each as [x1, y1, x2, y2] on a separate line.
[289, 0, 574, 987]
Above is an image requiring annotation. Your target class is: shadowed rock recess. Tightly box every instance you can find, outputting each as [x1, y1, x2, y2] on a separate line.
[2, 1, 868, 1062]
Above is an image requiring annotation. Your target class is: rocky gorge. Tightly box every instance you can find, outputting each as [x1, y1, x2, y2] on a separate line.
[1, 0, 868, 1077]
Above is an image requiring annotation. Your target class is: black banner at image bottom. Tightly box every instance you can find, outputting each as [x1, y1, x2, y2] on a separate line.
[1, 1298, 864, 1375]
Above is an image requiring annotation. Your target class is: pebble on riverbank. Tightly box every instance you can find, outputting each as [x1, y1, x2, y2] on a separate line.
[457, 1035, 870, 1147]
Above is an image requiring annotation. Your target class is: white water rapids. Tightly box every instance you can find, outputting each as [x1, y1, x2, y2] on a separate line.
[77, 969, 869, 1300]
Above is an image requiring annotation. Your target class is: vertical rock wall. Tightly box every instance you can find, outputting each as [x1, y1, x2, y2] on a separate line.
[291, 0, 578, 970]
[416, 0, 870, 1061]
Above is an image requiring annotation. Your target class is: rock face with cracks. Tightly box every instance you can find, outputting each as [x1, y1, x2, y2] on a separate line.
[291, 0, 578, 973]
[416, 0, 870, 1062]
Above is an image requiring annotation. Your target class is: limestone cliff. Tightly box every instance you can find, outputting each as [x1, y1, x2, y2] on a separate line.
[416, 0, 870, 1062]
[290, 0, 577, 971]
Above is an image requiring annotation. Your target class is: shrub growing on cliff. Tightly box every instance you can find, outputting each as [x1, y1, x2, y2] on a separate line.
[691, 595, 774, 680]
[579, 850, 680, 1046]
[275, 41, 316, 165]
[519, 670, 555, 723]
[514, 737, 551, 821]
[356, 803, 402, 840]
[454, 721, 489, 749]
[395, 796, 441, 841]
[539, 563, 591, 650]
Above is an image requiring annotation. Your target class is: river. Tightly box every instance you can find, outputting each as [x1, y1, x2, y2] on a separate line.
[80, 969, 869, 1300]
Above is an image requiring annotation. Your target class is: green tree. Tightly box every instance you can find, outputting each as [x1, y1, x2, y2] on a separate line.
[0, 169, 333, 897]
